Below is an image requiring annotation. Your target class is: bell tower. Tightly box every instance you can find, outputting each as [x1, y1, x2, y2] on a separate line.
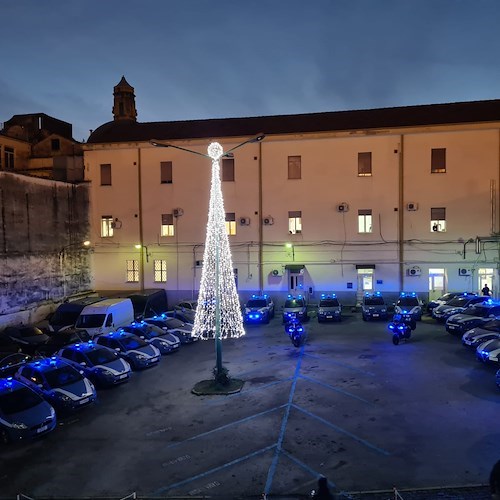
[112, 76, 137, 122]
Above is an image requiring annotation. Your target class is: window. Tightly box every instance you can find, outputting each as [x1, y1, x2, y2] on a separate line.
[154, 260, 167, 282]
[161, 213, 175, 237]
[4, 147, 14, 170]
[430, 207, 446, 232]
[126, 260, 139, 282]
[160, 161, 173, 183]
[288, 156, 301, 179]
[225, 212, 236, 235]
[222, 158, 235, 181]
[288, 211, 302, 234]
[431, 148, 446, 173]
[51, 139, 60, 151]
[101, 216, 114, 237]
[358, 209, 372, 233]
[100, 164, 111, 186]
[358, 152, 372, 176]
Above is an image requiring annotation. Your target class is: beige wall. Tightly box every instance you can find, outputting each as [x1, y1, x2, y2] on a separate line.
[84, 124, 500, 304]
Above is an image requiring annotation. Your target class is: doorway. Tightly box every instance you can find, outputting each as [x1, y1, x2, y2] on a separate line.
[356, 269, 373, 304]
[478, 268, 495, 296]
[428, 268, 445, 302]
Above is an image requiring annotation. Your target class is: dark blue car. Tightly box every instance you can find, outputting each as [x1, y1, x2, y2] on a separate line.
[57, 341, 132, 387]
[15, 357, 97, 414]
[121, 322, 180, 354]
[0, 377, 56, 443]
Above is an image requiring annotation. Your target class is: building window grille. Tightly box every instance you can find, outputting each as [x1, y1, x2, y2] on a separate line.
[126, 260, 139, 282]
[101, 216, 114, 237]
[160, 161, 173, 183]
[161, 213, 175, 237]
[100, 164, 111, 186]
[154, 260, 167, 282]
[288, 210, 302, 234]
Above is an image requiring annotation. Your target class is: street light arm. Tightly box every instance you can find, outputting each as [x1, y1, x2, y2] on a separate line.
[150, 140, 210, 158]
[222, 133, 265, 157]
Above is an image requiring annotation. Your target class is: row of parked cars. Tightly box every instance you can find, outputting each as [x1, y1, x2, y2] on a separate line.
[427, 291, 500, 390]
[0, 292, 200, 444]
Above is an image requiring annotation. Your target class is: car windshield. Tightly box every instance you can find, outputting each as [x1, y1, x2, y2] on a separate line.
[17, 327, 45, 338]
[0, 386, 43, 414]
[44, 365, 82, 388]
[364, 297, 384, 306]
[86, 348, 119, 365]
[398, 297, 418, 306]
[165, 318, 185, 328]
[320, 299, 339, 307]
[247, 299, 267, 308]
[482, 320, 500, 332]
[120, 336, 148, 350]
[50, 310, 81, 326]
[464, 306, 495, 318]
[76, 314, 106, 328]
[285, 300, 304, 308]
[445, 297, 470, 307]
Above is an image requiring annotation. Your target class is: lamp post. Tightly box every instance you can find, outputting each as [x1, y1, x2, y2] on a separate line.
[151, 134, 264, 394]
[59, 240, 91, 300]
[285, 242, 295, 261]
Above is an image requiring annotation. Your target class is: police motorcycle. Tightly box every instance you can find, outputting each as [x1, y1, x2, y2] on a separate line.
[388, 312, 416, 345]
[284, 314, 306, 347]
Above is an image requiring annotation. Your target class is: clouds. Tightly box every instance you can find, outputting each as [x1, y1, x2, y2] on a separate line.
[2, 0, 500, 142]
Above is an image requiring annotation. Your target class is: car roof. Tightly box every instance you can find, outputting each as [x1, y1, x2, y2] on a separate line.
[0, 377, 29, 393]
[25, 356, 72, 372]
[63, 341, 105, 352]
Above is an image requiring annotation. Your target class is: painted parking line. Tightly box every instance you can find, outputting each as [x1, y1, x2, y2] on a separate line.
[166, 404, 287, 449]
[298, 374, 374, 405]
[303, 352, 376, 376]
[264, 344, 305, 494]
[154, 443, 276, 495]
[280, 449, 336, 489]
[291, 404, 391, 456]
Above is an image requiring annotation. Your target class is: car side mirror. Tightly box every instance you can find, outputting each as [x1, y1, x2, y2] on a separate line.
[115, 348, 121, 352]
[80, 362, 87, 366]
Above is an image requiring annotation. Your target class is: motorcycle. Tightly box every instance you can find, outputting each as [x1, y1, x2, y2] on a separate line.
[285, 316, 305, 347]
[388, 313, 416, 345]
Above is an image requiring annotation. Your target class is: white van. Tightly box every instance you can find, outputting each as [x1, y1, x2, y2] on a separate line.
[75, 298, 135, 338]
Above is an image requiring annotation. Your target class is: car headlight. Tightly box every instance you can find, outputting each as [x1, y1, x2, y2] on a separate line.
[96, 367, 114, 377]
[11, 422, 28, 430]
[52, 391, 71, 402]
[132, 353, 147, 360]
[381, 309, 387, 313]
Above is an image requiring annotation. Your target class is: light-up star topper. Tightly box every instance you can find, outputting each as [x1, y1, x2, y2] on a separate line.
[150, 134, 264, 390]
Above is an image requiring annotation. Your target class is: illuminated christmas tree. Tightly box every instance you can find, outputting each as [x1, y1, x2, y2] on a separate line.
[193, 142, 245, 343]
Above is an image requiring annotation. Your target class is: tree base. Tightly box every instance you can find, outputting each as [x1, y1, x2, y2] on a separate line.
[192, 378, 245, 396]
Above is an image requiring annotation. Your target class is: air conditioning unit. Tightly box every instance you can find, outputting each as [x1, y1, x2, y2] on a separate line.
[173, 208, 184, 217]
[407, 266, 421, 276]
[337, 202, 349, 213]
[459, 268, 472, 276]
[263, 216, 274, 226]
[239, 217, 250, 226]
[271, 269, 281, 277]
[406, 202, 418, 211]
[110, 218, 122, 229]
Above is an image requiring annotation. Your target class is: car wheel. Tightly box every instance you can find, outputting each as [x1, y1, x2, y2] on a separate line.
[264, 314, 270, 324]
[392, 334, 400, 345]
[362, 315, 367, 321]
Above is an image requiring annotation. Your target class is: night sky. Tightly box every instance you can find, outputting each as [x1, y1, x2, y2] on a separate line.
[2, 0, 500, 142]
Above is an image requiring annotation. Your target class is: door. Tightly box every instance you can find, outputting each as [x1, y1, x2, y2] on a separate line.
[478, 268, 495, 296]
[289, 272, 304, 294]
[428, 268, 445, 302]
[356, 269, 373, 305]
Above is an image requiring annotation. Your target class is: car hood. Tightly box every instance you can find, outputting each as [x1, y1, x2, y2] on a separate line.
[448, 314, 482, 323]
[4, 400, 54, 426]
[51, 378, 93, 399]
[97, 358, 129, 373]
[126, 345, 158, 357]
[478, 338, 500, 352]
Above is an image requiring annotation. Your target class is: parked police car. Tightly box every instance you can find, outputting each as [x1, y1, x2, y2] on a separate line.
[394, 292, 423, 321]
[462, 319, 500, 349]
[282, 294, 308, 323]
[476, 337, 500, 365]
[446, 300, 500, 336]
[361, 292, 388, 321]
[432, 293, 485, 322]
[243, 294, 275, 324]
[317, 294, 342, 322]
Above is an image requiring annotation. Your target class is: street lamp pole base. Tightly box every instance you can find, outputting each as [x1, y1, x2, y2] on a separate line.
[192, 378, 245, 396]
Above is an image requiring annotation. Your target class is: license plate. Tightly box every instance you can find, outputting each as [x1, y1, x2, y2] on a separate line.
[151, 357, 159, 362]
[373, 314, 379, 317]
[37, 425, 48, 434]
[119, 374, 128, 379]
[80, 397, 90, 405]
[326, 315, 332, 319]
[448, 325, 456, 329]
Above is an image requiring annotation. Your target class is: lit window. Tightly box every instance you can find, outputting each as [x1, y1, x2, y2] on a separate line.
[431, 148, 446, 173]
[225, 212, 236, 235]
[358, 209, 372, 233]
[154, 260, 167, 282]
[222, 158, 235, 181]
[100, 164, 111, 186]
[288, 211, 302, 234]
[160, 161, 173, 183]
[288, 156, 301, 179]
[4, 147, 14, 170]
[126, 260, 139, 283]
[358, 152, 372, 176]
[101, 216, 114, 237]
[430, 207, 446, 232]
[161, 214, 174, 237]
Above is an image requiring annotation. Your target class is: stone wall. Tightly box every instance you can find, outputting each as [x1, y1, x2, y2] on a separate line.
[0, 172, 92, 325]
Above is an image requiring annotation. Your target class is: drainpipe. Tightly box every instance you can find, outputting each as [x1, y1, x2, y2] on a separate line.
[137, 147, 145, 291]
[398, 136, 405, 292]
[258, 140, 264, 293]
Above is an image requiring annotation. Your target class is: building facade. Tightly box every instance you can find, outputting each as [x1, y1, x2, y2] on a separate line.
[84, 78, 500, 306]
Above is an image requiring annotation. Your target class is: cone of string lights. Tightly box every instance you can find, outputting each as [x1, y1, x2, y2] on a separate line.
[191, 142, 245, 395]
